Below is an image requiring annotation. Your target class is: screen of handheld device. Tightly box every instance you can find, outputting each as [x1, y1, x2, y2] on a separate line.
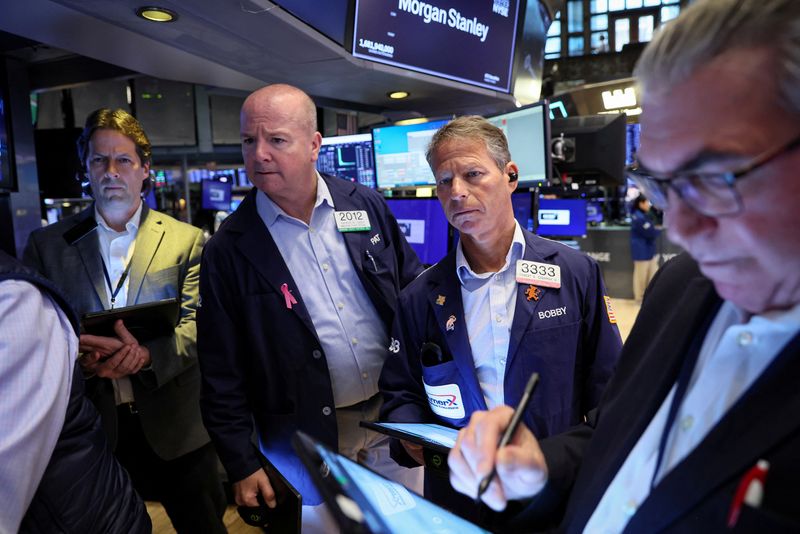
[294, 431, 489, 534]
[366, 422, 459, 451]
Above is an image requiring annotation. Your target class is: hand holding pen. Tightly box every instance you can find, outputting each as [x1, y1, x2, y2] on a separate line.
[448, 372, 549, 511]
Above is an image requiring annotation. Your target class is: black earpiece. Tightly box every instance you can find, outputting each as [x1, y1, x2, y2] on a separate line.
[508, 172, 519, 182]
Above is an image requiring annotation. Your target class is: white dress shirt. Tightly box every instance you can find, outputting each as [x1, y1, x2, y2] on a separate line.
[0, 280, 75, 533]
[456, 222, 525, 408]
[95, 202, 142, 405]
[256, 174, 387, 408]
[585, 300, 800, 533]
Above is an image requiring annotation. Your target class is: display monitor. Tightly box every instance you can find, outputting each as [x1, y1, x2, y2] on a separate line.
[586, 200, 604, 224]
[625, 122, 641, 165]
[536, 198, 587, 238]
[511, 191, 534, 232]
[143, 188, 157, 210]
[372, 119, 449, 189]
[551, 114, 627, 185]
[230, 195, 244, 212]
[201, 179, 232, 211]
[317, 133, 376, 188]
[385, 198, 450, 265]
[352, 0, 521, 93]
[0, 72, 15, 193]
[486, 102, 550, 186]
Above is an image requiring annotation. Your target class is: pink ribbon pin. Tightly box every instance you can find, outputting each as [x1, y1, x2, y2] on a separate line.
[280, 283, 298, 310]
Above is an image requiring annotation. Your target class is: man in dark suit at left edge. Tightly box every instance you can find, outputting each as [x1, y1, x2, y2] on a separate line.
[23, 108, 226, 533]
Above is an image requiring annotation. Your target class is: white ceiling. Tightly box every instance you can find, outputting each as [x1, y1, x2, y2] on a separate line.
[1, 0, 523, 119]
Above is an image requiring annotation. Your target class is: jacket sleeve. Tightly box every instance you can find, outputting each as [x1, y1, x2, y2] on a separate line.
[632, 213, 660, 241]
[137, 228, 204, 389]
[378, 290, 438, 467]
[196, 241, 261, 483]
[580, 259, 623, 412]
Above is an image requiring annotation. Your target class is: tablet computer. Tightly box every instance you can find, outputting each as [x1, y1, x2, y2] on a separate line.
[292, 431, 489, 534]
[360, 421, 459, 455]
[80, 298, 180, 342]
[237, 445, 302, 533]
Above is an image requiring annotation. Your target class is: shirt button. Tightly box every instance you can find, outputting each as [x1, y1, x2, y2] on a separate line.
[500, 358, 507, 365]
[351, 337, 358, 345]
[312, 350, 322, 359]
[337, 302, 344, 310]
[309, 227, 315, 233]
[322, 406, 332, 416]
[622, 499, 638, 517]
[322, 263, 329, 271]
[361, 372, 368, 380]
[680, 415, 694, 431]
[495, 314, 503, 323]
[737, 331, 754, 346]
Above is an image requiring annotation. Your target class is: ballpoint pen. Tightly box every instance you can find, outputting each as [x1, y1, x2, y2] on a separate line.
[727, 459, 769, 528]
[476, 372, 540, 501]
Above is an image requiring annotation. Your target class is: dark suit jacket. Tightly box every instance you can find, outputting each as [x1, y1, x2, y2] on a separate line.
[381, 228, 621, 451]
[197, 177, 422, 499]
[517, 253, 800, 533]
[23, 203, 210, 461]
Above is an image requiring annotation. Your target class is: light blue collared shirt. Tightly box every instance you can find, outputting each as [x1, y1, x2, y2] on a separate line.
[456, 222, 526, 409]
[256, 174, 387, 408]
[585, 300, 800, 533]
[95, 201, 142, 405]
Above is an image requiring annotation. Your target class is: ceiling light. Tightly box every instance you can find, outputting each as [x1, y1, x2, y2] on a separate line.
[136, 6, 178, 23]
[394, 117, 428, 126]
[388, 91, 409, 100]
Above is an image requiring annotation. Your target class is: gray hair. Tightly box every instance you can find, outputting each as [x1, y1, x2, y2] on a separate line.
[426, 116, 511, 171]
[635, 0, 800, 114]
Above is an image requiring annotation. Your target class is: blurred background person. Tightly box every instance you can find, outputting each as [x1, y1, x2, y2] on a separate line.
[630, 193, 660, 301]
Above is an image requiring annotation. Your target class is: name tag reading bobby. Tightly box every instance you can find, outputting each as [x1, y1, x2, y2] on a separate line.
[334, 210, 371, 232]
[515, 260, 561, 288]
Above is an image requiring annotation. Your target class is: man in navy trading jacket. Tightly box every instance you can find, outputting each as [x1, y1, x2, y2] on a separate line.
[197, 83, 423, 532]
[379, 116, 622, 518]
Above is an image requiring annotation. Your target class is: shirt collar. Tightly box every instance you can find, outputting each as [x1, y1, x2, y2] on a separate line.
[749, 301, 800, 331]
[456, 221, 526, 289]
[257, 171, 333, 227]
[94, 201, 143, 234]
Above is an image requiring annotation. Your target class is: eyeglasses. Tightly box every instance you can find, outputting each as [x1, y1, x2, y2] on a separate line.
[626, 133, 800, 217]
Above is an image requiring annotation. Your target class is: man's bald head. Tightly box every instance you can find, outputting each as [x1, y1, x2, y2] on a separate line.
[242, 83, 318, 135]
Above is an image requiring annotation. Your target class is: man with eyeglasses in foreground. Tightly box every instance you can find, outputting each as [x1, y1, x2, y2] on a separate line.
[447, 0, 800, 531]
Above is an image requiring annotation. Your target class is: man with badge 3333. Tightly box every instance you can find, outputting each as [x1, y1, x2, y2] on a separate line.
[378, 116, 622, 518]
[197, 83, 423, 532]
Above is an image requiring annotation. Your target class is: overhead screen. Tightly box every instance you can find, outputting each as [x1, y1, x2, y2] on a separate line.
[317, 133, 376, 189]
[486, 102, 550, 185]
[352, 0, 521, 93]
[551, 114, 627, 185]
[372, 119, 449, 188]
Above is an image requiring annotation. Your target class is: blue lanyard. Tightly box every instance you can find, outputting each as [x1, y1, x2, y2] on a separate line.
[101, 257, 132, 309]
